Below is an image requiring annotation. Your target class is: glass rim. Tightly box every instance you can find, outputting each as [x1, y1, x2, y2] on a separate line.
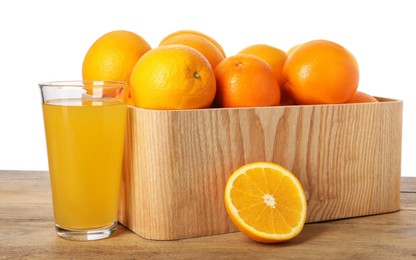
[38, 80, 127, 88]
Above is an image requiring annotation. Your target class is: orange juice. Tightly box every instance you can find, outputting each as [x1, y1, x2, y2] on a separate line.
[42, 98, 127, 230]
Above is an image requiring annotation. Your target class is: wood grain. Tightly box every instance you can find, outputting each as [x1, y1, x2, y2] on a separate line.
[0, 170, 53, 221]
[1, 171, 415, 259]
[119, 99, 403, 240]
[402, 177, 416, 192]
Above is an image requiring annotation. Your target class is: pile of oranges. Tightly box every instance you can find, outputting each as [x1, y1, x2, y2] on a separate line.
[82, 29, 377, 110]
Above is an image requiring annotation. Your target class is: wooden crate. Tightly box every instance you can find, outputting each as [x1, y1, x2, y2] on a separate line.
[118, 98, 402, 240]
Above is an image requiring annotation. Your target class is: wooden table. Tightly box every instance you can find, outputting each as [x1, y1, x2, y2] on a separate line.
[1, 170, 415, 259]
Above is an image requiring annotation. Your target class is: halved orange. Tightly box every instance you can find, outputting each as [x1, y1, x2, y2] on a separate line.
[224, 162, 307, 243]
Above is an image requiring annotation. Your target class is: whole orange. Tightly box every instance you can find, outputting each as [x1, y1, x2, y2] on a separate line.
[238, 44, 291, 105]
[283, 40, 359, 105]
[286, 44, 301, 56]
[214, 54, 280, 108]
[130, 45, 216, 110]
[160, 29, 226, 57]
[159, 33, 225, 69]
[82, 30, 151, 83]
[238, 44, 287, 87]
[82, 30, 151, 105]
[347, 91, 378, 103]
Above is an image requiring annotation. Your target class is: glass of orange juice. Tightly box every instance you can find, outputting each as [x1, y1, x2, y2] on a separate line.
[39, 81, 128, 241]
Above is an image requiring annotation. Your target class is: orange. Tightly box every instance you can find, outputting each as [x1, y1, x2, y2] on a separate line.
[159, 33, 225, 69]
[283, 40, 359, 105]
[130, 45, 216, 110]
[224, 162, 307, 243]
[82, 81, 129, 102]
[238, 44, 287, 87]
[214, 54, 280, 108]
[82, 30, 151, 83]
[238, 44, 291, 105]
[82, 30, 151, 105]
[286, 44, 301, 56]
[347, 91, 378, 103]
[160, 29, 226, 57]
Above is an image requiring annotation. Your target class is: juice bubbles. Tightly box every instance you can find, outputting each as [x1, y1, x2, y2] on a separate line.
[42, 98, 127, 230]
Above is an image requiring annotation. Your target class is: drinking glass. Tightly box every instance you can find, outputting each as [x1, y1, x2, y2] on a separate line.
[39, 81, 128, 241]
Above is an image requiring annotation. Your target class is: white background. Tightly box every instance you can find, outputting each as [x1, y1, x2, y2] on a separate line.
[0, 0, 414, 176]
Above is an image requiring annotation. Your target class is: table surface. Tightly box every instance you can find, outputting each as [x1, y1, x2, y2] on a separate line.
[1, 170, 415, 259]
